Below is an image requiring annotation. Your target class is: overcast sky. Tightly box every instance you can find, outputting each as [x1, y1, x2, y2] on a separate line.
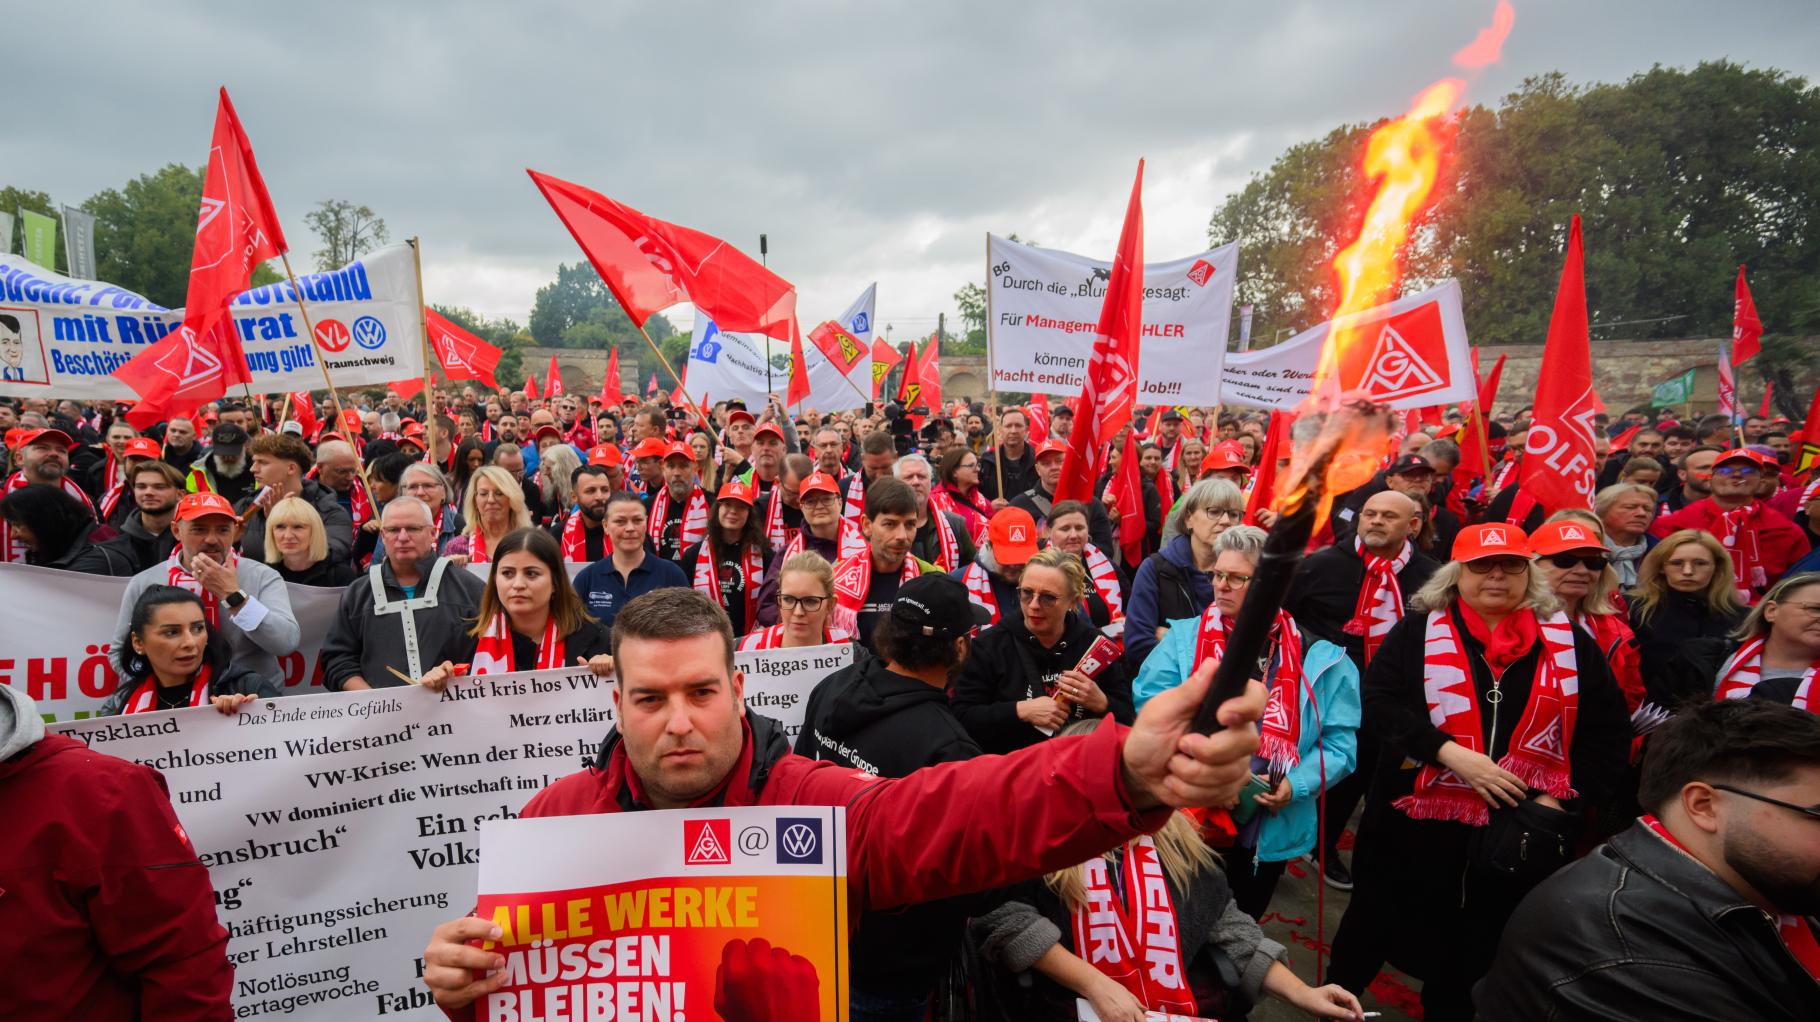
[10, 1, 1818, 339]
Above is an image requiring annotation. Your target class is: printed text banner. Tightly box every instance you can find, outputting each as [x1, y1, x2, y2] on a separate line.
[478, 807, 848, 1022]
[985, 235, 1237, 405]
[43, 646, 847, 1020]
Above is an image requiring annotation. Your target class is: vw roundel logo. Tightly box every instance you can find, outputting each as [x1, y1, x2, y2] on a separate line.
[775, 817, 822, 864]
[351, 315, 388, 350]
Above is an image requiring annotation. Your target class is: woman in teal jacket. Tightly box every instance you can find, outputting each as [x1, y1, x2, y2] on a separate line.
[1134, 525, 1360, 919]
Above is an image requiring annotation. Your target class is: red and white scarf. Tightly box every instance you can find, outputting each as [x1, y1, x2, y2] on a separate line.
[737, 621, 850, 651]
[98, 446, 127, 520]
[830, 551, 919, 635]
[841, 474, 867, 525]
[123, 665, 213, 714]
[1715, 501, 1770, 599]
[923, 502, 960, 572]
[648, 484, 709, 551]
[1396, 607, 1580, 825]
[348, 477, 374, 530]
[166, 549, 233, 626]
[762, 488, 788, 552]
[463, 527, 498, 565]
[471, 614, 565, 676]
[959, 561, 1002, 626]
[784, 520, 867, 562]
[1, 471, 95, 562]
[559, 510, 600, 562]
[1345, 538, 1413, 665]
[691, 538, 766, 628]
[1082, 543, 1125, 620]
[930, 485, 989, 543]
[1194, 605, 1306, 772]
[1715, 636, 1820, 708]
[1070, 836, 1195, 1015]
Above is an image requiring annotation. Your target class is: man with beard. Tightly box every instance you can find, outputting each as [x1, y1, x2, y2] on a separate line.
[1477, 698, 1820, 1020]
[1652, 449, 1809, 599]
[1597, 427, 1666, 489]
[185, 422, 258, 506]
[1657, 444, 1721, 515]
[159, 416, 202, 474]
[648, 441, 708, 563]
[831, 477, 942, 650]
[73, 460, 183, 575]
[1, 427, 94, 563]
[553, 464, 614, 563]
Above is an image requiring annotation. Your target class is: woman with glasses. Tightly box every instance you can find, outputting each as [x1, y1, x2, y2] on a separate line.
[952, 548, 1136, 754]
[1727, 572, 1820, 710]
[933, 447, 993, 541]
[1327, 524, 1631, 1021]
[445, 466, 533, 565]
[1630, 529, 1748, 709]
[1130, 525, 1359, 920]
[739, 551, 849, 650]
[1531, 517, 1645, 712]
[1123, 478, 1243, 665]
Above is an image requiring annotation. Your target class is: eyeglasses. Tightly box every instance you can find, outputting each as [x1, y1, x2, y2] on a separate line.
[778, 595, 827, 613]
[1545, 552, 1608, 571]
[1773, 600, 1820, 616]
[1201, 508, 1240, 523]
[1212, 570, 1253, 587]
[1464, 556, 1531, 575]
[1713, 784, 1820, 823]
[1017, 588, 1064, 608]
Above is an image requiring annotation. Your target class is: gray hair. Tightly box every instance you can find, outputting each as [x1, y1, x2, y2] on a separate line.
[1594, 482, 1658, 519]
[379, 411, 401, 433]
[1164, 477, 1244, 541]
[1212, 524, 1267, 564]
[892, 454, 932, 478]
[399, 461, 449, 498]
[1419, 438, 1461, 471]
[1411, 558, 1561, 617]
[315, 439, 356, 463]
[381, 494, 434, 524]
[538, 444, 583, 507]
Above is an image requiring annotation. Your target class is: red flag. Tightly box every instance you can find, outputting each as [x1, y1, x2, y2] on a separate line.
[1026, 394, 1050, 446]
[1796, 384, 1820, 476]
[1732, 264, 1762, 366]
[1610, 424, 1643, 452]
[1457, 351, 1507, 481]
[117, 88, 286, 428]
[1111, 432, 1145, 567]
[786, 328, 812, 408]
[288, 391, 319, 437]
[1515, 215, 1599, 515]
[523, 372, 539, 401]
[1244, 411, 1288, 525]
[870, 339, 901, 400]
[546, 355, 565, 398]
[423, 308, 503, 389]
[895, 339, 921, 406]
[393, 374, 427, 401]
[1056, 160, 1145, 504]
[600, 347, 624, 406]
[916, 335, 942, 413]
[808, 320, 866, 375]
[527, 170, 799, 346]
[1758, 381, 1773, 420]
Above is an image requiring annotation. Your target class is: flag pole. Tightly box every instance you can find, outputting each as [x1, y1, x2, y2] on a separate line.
[635, 318, 701, 414]
[984, 232, 1006, 499]
[275, 251, 350, 438]
[409, 237, 439, 459]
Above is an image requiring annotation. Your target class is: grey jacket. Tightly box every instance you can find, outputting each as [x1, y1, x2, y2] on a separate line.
[318, 555, 486, 689]
[115, 556, 300, 687]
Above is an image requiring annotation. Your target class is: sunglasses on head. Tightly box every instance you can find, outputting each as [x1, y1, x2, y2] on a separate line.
[1545, 551, 1608, 571]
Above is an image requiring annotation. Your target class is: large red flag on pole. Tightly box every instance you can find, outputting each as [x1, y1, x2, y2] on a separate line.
[600, 347, 624, 406]
[1513, 214, 1599, 516]
[1243, 411, 1288, 525]
[1732, 264, 1762, 366]
[895, 338, 922, 406]
[917, 334, 942, 413]
[1458, 351, 1507, 482]
[1056, 160, 1145, 504]
[523, 372, 540, 401]
[116, 88, 287, 428]
[1796, 384, 1820, 477]
[1111, 432, 1145, 567]
[545, 355, 566, 398]
[423, 308, 503, 389]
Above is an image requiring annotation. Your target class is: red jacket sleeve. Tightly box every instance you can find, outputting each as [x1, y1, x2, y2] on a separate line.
[1649, 503, 1700, 539]
[88, 764, 234, 1019]
[773, 717, 1171, 914]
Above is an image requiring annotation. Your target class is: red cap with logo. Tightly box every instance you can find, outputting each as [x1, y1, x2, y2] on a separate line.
[17, 428, 77, 451]
[587, 444, 623, 467]
[1528, 520, 1603, 556]
[716, 479, 756, 505]
[799, 470, 840, 499]
[754, 421, 785, 443]
[1033, 439, 1068, 461]
[988, 507, 1040, 566]
[1201, 440, 1249, 473]
[529, 423, 565, 444]
[664, 440, 697, 463]
[725, 408, 756, 427]
[630, 437, 670, 461]
[174, 491, 237, 522]
[1451, 523, 1532, 563]
[123, 437, 163, 460]
[1714, 448, 1771, 471]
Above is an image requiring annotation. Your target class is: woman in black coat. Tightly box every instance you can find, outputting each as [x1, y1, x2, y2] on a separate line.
[1627, 529, 1748, 708]
[418, 528, 613, 683]
[103, 585, 281, 715]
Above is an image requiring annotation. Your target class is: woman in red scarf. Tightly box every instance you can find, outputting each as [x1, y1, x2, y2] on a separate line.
[933, 447, 993, 541]
[1531, 516, 1646, 712]
[1727, 572, 1820, 711]
[737, 551, 851, 650]
[1327, 524, 1631, 1021]
[681, 480, 770, 638]
[101, 586, 279, 716]
[419, 528, 612, 684]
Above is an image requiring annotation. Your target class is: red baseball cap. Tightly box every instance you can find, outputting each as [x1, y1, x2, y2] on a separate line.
[716, 479, 756, 505]
[1033, 439, 1067, 461]
[340, 409, 363, 432]
[754, 421, 785, 443]
[664, 440, 697, 463]
[1201, 440, 1249, 474]
[174, 491, 237, 523]
[629, 437, 670, 461]
[1528, 520, 1604, 556]
[402, 421, 426, 438]
[122, 437, 163, 460]
[1452, 523, 1532, 562]
[725, 408, 756, 427]
[587, 444, 623, 467]
[18, 428, 76, 451]
[799, 470, 840, 499]
[529, 423, 565, 444]
[1714, 448, 1770, 471]
[988, 507, 1039, 566]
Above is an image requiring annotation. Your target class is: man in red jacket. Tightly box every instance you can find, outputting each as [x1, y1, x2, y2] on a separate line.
[0, 684, 233, 1019]
[420, 587, 1268, 1017]
[1652, 448, 1811, 599]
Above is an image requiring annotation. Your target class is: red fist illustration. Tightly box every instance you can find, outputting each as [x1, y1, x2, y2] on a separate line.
[713, 937, 820, 1022]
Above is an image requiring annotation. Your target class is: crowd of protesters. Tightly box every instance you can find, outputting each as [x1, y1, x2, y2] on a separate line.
[2, 383, 1817, 1021]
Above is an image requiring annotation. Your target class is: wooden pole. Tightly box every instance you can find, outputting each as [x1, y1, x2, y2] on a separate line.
[984, 232, 1005, 500]
[276, 251, 350, 438]
[408, 237, 440, 461]
[635, 318, 701, 414]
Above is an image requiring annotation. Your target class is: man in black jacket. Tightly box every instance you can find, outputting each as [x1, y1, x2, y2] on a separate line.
[71, 460, 182, 575]
[1010, 438, 1115, 553]
[797, 573, 990, 1021]
[1476, 698, 1820, 1021]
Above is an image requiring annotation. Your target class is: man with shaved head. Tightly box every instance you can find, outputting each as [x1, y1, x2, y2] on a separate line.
[1285, 487, 1442, 891]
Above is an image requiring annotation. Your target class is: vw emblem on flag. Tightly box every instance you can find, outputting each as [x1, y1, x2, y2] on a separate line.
[351, 316, 388, 350]
[775, 817, 822, 864]
[695, 323, 722, 363]
[849, 312, 870, 334]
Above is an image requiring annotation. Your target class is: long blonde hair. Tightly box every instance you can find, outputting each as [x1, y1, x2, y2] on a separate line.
[1632, 529, 1744, 626]
[1542, 509, 1621, 616]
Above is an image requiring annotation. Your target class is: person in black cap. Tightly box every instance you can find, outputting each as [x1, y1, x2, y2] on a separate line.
[796, 571, 991, 1021]
[184, 421, 258, 507]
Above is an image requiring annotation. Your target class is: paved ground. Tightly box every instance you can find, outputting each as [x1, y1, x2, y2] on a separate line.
[1250, 847, 1424, 1022]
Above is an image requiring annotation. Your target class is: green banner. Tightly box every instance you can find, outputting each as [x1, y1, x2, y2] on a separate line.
[19, 208, 56, 269]
[1651, 367, 1696, 408]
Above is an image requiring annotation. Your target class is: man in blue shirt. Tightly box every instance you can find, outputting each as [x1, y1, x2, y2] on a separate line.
[572, 491, 687, 629]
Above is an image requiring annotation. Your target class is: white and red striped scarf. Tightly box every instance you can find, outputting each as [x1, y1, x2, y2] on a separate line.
[737, 621, 851, 651]
[98, 446, 126, 520]
[1715, 636, 1820, 707]
[959, 561, 1001, 626]
[1715, 502, 1770, 599]
[691, 538, 765, 629]
[166, 549, 232, 626]
[1, 471, 95, 562]
[348, 477, 374, 530]
[762, 489, 788, 553]
[930, 485, 989, 543]
[1345, 538, 1413, 665]
[471, 613, 565, 676]
[1194, 605, 1306, 772]
[924, 502, 960, 572]
[1081, 543, 1124, 620]
[784, 520, 867, 562]
[1070, 835, 1195, 1015]
[841, 474, 866, 525]
[559, 510, 598, 562]
[1396, 607, 1580, 825]
[830, 550, 918, 635]
[647, 484, 708, 552]
[123, 665, 213, 714]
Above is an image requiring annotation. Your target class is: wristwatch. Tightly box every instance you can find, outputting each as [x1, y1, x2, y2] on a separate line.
[225, 590, 248, 610]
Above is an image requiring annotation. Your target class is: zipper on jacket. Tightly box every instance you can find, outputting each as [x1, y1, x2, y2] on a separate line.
[1462, 653, 1513, 910]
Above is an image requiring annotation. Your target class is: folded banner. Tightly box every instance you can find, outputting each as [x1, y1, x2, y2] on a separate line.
[687, 285, 877, 412]
[985, 234, 1237, 405]
[43, 645, 847, 1021]
[477, 806, 848, 1022]
[1219, 279, 1474, 411]
[0, 244, 425, 399]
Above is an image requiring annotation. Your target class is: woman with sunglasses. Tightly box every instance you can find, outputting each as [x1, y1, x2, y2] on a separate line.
[1727, 572, 1820, 711]
[1132, 526, 1360, 921]
[1531, 517, 1646, 712]
[1327, 524, 1631, 1021]
[738, 551, 849, 650]
[952, 547, 1136, 755]
[1630, 529, 1748, 709]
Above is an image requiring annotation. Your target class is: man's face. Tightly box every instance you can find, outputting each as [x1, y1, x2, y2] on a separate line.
[1160, 418, 1181, 441]
[1357, 491, 1420, 551]
[612, 633, 747, 809]
[1036, 453, 1063, 491]
[0, 319, 22, 368]
[861, 450, 895, 483]
[1385, 468, 1434, 499]
[597, 417, 618, 443]
[494, 444, 524, 475]
[752, 435, 784, 476]
[726, 420, 754, 449]
[1631, 431, 1664, 459]
[486, 401, 504, 422]
[402, 472, 446, 512]
[814, 431, 843, 472]
[1742, 417, 1767, 443]
[165, 417, 195, 448]
[606, 500, 648, 554]
[459, 413, 479, 436]
[663, 457, 697, 497]
[1664, 434, 1694, 461]
[177, 515, 238, 564]
[105, 423, 136, 457]
[1709, 763, 1820, 916]
[496, 417, 520, 443]
[250, 452, 298, 489]
[576, 474, 613, 522]
[19, 439, 69, 482]
[537, 434, 563, 454]
[316, 450, 358, 492]
[863, 511, 916, 566]
[132, 471, 181, 516]
[222, 409, 252, 433]
[0, 406, 14, 431]
[1050, 413, 1071, 438]
[1710, 458, 1761, 501]
[801, 490, 839, 529]
[1000, 413, 1027, 447]
[896, 460, 932, 504]
[1603, 492, 1657, 537]
[966, 415, 983, 437]
[558, 398, 577, 422]
[1767, 434, 1792, 461]
[1682, 450, 1719, 496]
[381, 504, 434, 566]
[509, 393, 528, 414]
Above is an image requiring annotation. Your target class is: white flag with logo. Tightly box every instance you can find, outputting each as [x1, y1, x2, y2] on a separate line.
[687, 283, 878, 412]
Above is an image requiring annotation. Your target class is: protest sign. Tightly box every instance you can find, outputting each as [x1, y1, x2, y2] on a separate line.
[0, 243, 425, 399]
[42, 643, 847, 1020]
[1218, 280, 1474, 411]
[985, 235, 1237, 405]
[686, 284, 876, 412]
[476, 806, 848, 1022]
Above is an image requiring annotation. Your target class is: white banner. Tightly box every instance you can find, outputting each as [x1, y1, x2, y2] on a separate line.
[1218, 280, 1475, 411]
[985, 235, 1237, 404]
[42, 644, 848, 1020]
[0, 243, 426, 399]
[686, 283, 877, 413]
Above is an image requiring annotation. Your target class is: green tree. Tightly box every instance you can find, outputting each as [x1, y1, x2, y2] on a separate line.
[528, 261, 675, 350]
[304, 199, 388, 271]
[0, 186, 66, 272]
[433, 304, 532, 387]
[80, 164, 279, 307]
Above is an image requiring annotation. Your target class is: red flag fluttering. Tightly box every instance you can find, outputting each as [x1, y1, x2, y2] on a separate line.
[1513, 215, 1599, 516]
[869, 338, 901, 400]
[523, 372, 540, 401]
[808, 321, 866, 375]
[546, 354, 565, 398]
[600, 347, 624, 406]
[895, 338, 922, 406]
[786, 329, 812, 408]
[1457, 351, 1507, 481]
[1732, 264, 1763, 366]
[646, 371, 659, 396]
[1026, 394, 1051, 446]
[1111, 432, 1145, 567]
[1757, 381, 1773, 420]
[917, 335, 943, 415]
[1610, 424, 1643, 452]
[1056, 159, 1145, 504]
[1244, 411, 1289, 526]
[423, 308, 503, 390]
[117, 88, 287, 428]
[288, 391, 319, 437]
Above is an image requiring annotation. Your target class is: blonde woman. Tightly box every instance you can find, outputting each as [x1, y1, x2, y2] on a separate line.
[265, 495, 355, 586]
[1629, 529, 1748, 708]
[447, 466, 532, 565]
[1719, 571, 1820, 710]
[1594, 482, 1657, 587]
[737, 551, 849, 650]
[971, 721, 1363, 1022]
